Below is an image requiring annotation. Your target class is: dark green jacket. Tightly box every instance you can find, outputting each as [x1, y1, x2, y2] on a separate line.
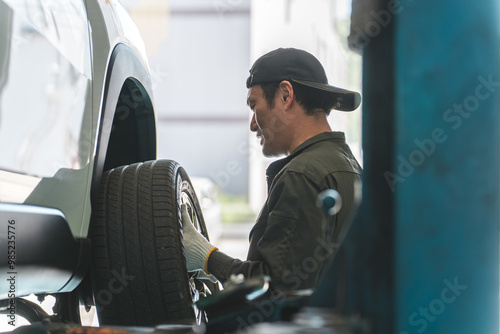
[208, 132, 362, 291]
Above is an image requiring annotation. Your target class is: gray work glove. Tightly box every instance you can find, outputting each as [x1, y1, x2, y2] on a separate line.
[181, 204, 218, 281]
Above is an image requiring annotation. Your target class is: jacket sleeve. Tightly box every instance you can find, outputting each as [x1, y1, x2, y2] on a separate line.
[207, 249, 273, 280]
[207, 171, 329, 291]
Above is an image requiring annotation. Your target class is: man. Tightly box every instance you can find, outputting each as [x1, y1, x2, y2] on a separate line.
[182, 48, 362, 292]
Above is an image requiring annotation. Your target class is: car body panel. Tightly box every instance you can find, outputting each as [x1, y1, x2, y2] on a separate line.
[0, 0, 153, 237]
[0, 0, 92, 239]
[0, 203, 90, 299]
[0, 0, 156, 297]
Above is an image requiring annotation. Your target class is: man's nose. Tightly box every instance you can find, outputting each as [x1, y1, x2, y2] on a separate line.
[250, 114, 258, 132]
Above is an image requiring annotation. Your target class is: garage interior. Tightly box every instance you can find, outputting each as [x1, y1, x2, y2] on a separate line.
[204, 0, 500, 332]
[6, 0, 500, 333]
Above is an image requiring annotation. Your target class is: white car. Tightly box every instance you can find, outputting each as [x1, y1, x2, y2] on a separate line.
[0, 0, 214, 327]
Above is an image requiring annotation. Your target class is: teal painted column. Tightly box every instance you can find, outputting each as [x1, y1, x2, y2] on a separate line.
[394, 1, 499, 333]
[311, 0, 499, 333]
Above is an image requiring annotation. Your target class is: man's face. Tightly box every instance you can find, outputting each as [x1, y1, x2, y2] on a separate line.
[247, 85, 289, 157]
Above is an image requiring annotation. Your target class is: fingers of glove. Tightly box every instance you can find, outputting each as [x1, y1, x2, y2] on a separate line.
[181, 205, 209, 248]
[181, 203, 192, 227]
[193, 270, 218, 283]
[181, 204, 203, 237]
[205, 274, 218, 283]
[181, 205, 199, 240]
[186, 261, 201, 273]
[183, 243, 203, 271]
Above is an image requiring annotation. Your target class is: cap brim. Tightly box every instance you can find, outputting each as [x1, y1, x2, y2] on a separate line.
[292, 79, 361, 111]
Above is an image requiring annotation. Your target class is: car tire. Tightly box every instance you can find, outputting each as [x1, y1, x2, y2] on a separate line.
[90, 159, 218, 326]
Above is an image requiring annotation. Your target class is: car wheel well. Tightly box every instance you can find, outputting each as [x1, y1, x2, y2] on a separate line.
[91, 44, 157, 206]
[103, 77, 156, 172]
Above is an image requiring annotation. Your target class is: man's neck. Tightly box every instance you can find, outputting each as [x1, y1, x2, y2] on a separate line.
[286, 115, 332, 155]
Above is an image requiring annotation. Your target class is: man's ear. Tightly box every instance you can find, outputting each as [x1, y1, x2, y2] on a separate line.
[279, 81, 294, 108]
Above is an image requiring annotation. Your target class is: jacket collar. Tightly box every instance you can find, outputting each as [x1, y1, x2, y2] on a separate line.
[265, 131, 345, 190]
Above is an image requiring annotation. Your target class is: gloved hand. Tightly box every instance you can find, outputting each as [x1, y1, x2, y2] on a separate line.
[181, 204, 218, 277]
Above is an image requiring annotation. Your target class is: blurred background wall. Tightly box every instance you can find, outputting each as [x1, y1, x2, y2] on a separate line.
[119, 0, 362, 214]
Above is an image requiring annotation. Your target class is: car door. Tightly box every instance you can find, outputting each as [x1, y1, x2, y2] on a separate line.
[0, 0, 93, 236]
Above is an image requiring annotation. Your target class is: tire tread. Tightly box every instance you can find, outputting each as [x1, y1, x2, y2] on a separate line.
[91, 160, 195, 326]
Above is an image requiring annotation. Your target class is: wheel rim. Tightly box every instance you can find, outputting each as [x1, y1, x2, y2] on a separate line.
[54, 288, 97, 326]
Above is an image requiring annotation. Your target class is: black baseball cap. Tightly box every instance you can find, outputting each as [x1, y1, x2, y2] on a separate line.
[246, 48, 361, 111]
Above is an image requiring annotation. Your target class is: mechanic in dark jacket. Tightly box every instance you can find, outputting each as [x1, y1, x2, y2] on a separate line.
[182, 48, 362, 292]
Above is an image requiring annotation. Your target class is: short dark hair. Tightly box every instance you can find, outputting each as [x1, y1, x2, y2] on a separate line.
[259, 81, 337, 116]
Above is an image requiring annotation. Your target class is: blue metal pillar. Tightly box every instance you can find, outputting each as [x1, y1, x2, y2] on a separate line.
[311, 0, 499, 333]
[394, 1, 499, 333]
